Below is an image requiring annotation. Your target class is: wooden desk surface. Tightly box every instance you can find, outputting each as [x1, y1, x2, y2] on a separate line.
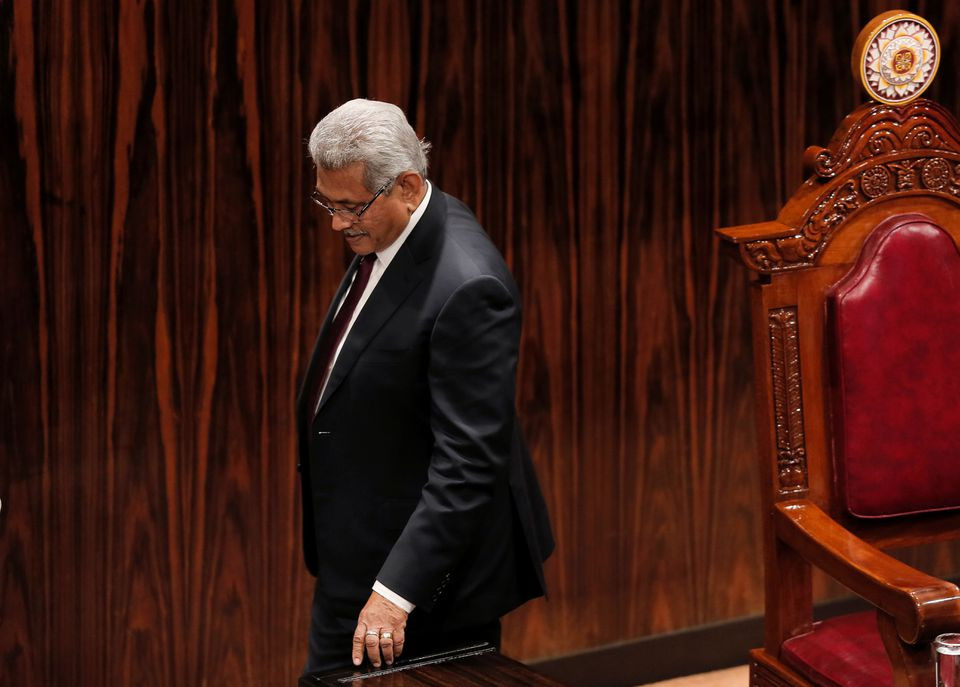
[300, 644, 567, 686]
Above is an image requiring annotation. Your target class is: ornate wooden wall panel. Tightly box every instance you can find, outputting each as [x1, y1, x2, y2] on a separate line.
[4, 1, 960, 685]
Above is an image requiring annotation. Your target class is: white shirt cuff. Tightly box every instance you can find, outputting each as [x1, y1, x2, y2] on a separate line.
[373, 581, 416, 613]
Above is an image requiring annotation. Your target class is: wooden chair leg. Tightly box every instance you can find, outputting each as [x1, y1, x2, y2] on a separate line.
[750, 648, 814, 686]
[764, 539, 813, 652]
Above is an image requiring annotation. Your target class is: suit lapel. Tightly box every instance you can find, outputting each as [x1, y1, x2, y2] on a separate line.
[315, 245, 423, 411]
[296, 254, 361, 418]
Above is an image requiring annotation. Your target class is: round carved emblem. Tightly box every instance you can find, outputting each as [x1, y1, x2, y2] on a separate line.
[860, 165, 891, 198]
[853, 11, 939, 105]
[922, 158, 952, 190]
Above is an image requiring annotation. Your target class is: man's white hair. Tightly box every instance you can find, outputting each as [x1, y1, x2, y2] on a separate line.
[308, 99, 431, 191]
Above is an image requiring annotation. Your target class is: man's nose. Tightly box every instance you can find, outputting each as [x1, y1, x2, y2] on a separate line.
[330, 213, 354, 232]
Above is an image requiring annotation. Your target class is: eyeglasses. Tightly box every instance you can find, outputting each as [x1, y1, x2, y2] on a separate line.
[310, 181, 390, 221]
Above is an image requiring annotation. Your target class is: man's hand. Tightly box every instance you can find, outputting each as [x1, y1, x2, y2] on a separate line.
[352, 591, 409, 667]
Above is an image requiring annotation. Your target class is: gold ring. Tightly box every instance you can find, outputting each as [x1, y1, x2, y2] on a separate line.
[381, 631, 393, 640]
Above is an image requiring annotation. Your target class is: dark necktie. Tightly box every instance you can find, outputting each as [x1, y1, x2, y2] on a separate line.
[311, 253, 376, 415]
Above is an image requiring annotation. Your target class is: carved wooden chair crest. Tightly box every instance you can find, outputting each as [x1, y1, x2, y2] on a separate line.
[718, 11, 960, 687]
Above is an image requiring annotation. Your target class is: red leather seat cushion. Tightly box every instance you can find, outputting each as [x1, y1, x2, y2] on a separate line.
[828, 213, 960, 518]
[781, 611, 892, 687]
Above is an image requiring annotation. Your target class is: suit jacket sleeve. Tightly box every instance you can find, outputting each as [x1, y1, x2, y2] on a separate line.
[375, 273, 520, 609]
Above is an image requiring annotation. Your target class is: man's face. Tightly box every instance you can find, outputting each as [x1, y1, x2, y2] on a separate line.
[314, 163, 411, 256]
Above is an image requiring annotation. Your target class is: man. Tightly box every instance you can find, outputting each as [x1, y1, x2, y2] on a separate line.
[296, 99, 554, 674]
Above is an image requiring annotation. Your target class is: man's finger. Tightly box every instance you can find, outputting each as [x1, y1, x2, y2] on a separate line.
[392, 628, 405, 660]
[352, 624, 368, 666]
[365, 629, 382, 667]
[380, 632, 395, 665]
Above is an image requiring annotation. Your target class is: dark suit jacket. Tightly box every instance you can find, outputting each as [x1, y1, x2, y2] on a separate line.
[295, 186, 554, 629]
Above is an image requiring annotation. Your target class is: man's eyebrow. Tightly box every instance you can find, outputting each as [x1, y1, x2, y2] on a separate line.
[316, 192, 361, 205]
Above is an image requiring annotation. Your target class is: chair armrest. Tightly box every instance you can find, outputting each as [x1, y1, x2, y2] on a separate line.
[775, 499, 960, 643]
[715, 220, 795, 244]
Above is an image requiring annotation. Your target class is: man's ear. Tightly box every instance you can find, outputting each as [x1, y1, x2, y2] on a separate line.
[395, 172, 425, 208]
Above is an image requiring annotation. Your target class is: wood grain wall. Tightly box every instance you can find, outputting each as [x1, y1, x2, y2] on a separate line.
[4, 0, 960, 685]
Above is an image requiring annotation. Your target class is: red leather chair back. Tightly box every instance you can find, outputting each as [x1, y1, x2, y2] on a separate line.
[828, 213, 960, 518]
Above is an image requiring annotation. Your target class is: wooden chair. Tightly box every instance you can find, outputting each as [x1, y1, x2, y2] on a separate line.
[717, 12, 960, 687]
